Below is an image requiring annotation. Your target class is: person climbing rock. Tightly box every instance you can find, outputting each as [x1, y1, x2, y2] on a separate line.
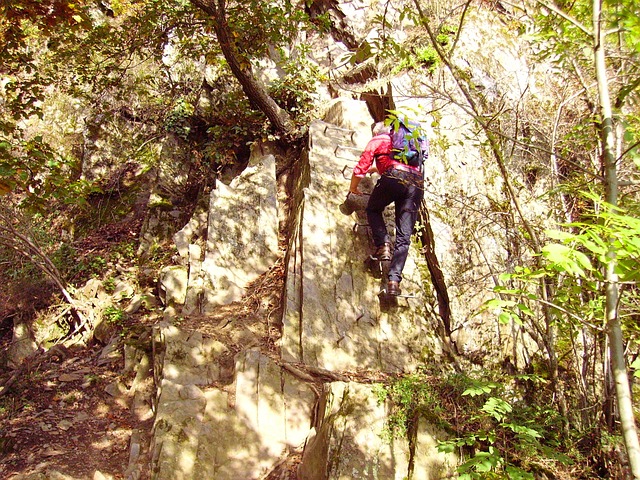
[348, 118, 427, 296]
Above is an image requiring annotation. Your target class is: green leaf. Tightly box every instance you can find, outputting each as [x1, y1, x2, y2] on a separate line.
[542, 243, 589, 277]
[545, 229, 574, 241]
[493, 286, 522, 295]
[505, 465, 535, 479]
[437, 440, 456, 453]
[516, 303, 534, 316]
[482, 397, 512, 421]
[462, 381, 498, 397]
[542, 243, 572, 261]
[458, 450, 501, 474]
[504, 422, 543, 439]
[573, 250, 593, 271]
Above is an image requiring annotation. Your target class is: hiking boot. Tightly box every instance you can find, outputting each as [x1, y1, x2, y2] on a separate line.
[373, 243, 392, 261]
[387, 281, 401, 296]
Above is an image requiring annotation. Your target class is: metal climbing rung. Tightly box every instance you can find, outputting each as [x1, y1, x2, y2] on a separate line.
[324, 125, 356, 143]
[334, 144, 361, 153]
[334, 144, 361, 161]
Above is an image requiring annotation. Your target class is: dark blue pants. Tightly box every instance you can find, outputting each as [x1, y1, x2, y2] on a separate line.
[366, 169, 424, 283]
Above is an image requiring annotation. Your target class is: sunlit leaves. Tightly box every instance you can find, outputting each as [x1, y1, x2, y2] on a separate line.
[478, 287, 536, 326]
[438, 374, 553, 479]
[482, 397, 512, 422]
[462, 380, 499, 397]
[608, 0, 640, 53]
[224, 0, 310, 60]
[542, 242, 593, 277]
[0, 131, 94, 210]
[0, 0, 91, 37]
[543, 203, 640, 283]
[268, 51, 320, 124]
[483, 194, 640, 339]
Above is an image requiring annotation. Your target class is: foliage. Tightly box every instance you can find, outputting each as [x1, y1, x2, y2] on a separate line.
[0, 134, 97, 213]
[268, 45, 322, 126]
[390, 23, 456, 75]
[104, 305, 125, 325]
[345, 28, 453, 77]
[408, 0, 640, 470]
[481, 193, 640, 440]
[373, 370, 445, 441]
[529, 0, 640, 168]
[224, 0, 310, 60]
[165, 99, 196, 141]
[540, 197, 640, 343]
[491, 194, 640, 328]
[392, 45, 440, 75]
[0, 0, 95, 207]
[544, 205, 640, 284]
[0, 0, 321, 209]
[1, 0, 639, 474]
[376, 369, 578, 478]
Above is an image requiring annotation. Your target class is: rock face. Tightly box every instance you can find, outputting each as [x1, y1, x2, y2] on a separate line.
[150, 98, 457, 479]
[281, 114, 441, 373]
[201, 151, 279, 308]
[151, 327, 314, 479]
[158, 145, 280, 316]
[300, 382, 452, 480]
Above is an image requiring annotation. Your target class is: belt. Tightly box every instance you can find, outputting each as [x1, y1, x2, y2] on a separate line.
[391, 164, 421, 176]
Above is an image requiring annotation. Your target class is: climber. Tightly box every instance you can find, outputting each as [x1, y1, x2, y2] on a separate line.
[347, 119, 426, 296]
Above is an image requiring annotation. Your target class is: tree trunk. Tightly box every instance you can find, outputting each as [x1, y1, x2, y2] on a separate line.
[593, 0, 640, 475]
[189, 0, 295, 137]
[418, 202, 451, 336]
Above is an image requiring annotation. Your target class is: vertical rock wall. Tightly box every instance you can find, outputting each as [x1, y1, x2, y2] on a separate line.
[150, 98, 457, 479]
[281, 102, 443, 373]
[279, 99, 455, 478]
[201, 152, 279, 308]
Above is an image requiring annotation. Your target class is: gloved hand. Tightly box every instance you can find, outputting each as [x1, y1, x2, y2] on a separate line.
[339, 193, 357, 215]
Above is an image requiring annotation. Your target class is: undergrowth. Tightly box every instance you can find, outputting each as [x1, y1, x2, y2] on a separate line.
[374, 366, 606, 479]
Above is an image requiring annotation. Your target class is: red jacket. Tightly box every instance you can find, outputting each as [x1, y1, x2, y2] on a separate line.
[353, 134, 420, 177]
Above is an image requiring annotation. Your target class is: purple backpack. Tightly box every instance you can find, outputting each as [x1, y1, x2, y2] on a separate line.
[390, 120, 429, 170]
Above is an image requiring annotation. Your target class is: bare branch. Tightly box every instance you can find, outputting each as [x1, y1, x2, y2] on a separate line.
[0, 206, 87, 326]
[536, 0, 592, 37]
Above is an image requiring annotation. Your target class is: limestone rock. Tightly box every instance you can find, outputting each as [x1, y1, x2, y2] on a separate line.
[151, 343, 317, 479]
[7, 319, 37, 368]
[300, 382, 456, 479]
[155, 323, 228, 385]
[281, 108, 441, 373]
[159, 266, 188, 306]
[200, 147, 278, 307]
[151, 379, 206, 480]
[112, 280, 135, 301]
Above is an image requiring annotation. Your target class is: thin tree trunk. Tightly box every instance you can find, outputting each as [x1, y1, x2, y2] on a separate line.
[189, 0, 295, 137]
[593, 0, 640, 474]
[0, 211, 87, 326]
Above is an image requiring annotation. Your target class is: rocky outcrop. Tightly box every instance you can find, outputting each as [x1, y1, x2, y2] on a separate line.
[201, 151, 279, 308]
[299, 382, 451, 479]
[149, 98, 457, 478]
[151, 327, 314, 479]
[281, 113, 442, 373]
[164, 146, 279, 314]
